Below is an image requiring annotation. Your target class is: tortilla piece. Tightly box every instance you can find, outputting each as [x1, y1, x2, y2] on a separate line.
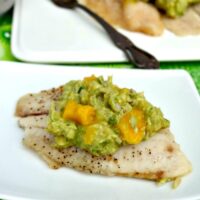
[163, 3, 200, 36]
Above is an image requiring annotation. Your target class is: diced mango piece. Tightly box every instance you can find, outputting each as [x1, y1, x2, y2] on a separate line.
[84, 126, 96, 145]
[63, 100, 96, 125]
[117, 108, 145, 144]
[62, 101, 78, 120]
[83, 75, 97, 83]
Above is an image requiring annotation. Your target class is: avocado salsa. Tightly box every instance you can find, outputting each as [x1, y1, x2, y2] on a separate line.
[47, 76, 170, 156]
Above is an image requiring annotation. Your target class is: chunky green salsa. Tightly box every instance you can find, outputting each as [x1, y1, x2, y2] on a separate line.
[47, 76, 169, 156]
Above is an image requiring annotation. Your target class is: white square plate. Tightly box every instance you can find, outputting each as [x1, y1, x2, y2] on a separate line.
[0, 61, 200, 200]
[12, 0, 200, 63]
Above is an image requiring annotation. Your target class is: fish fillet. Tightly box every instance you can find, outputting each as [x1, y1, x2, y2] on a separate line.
[123, 2, 164, 36]
[15, 86, 63, 117]
[163, 3, 200, 36]
[79, 0, 164, 36]
[16, 87, 192, 181]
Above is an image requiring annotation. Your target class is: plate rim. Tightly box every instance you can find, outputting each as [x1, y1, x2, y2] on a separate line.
[11, 0, 200, 63]
[0, 61, 200, 200]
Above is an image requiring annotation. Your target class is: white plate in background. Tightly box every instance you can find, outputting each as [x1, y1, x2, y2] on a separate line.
[12, 0, 200, 63]
[0, 61, 200, 200]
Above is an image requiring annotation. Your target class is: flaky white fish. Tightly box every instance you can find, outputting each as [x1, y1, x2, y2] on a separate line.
[15, 86, 192, 183]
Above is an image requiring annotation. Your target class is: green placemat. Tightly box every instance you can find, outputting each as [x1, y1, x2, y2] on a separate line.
[0, 10, 16, 61]
[0, 10, 200, 94]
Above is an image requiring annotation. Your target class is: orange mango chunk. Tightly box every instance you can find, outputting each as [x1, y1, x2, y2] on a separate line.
[84, 126, 96, 145]
[117, 108, 145, 144]
[63, 100, 96, 125]
[83, 75, 97, 83]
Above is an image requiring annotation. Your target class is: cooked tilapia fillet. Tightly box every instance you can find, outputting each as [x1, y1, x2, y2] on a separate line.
[15, 86, 63, 117]
[79, 0, 164, 36]
[16, 88, 192, 181]
[80, 0, 200, 36]
[163, 3, 200, 36]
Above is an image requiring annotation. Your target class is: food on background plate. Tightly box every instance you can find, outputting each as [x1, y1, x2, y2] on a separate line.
[163, 3, 200, 36]
[79, 0, 164, 36]
[79, 0, 200, 36]
[16, 76, 192, 187]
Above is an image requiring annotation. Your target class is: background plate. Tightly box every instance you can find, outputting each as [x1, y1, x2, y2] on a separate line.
[0, 61, 200, 200]
[12, 0, 200, 63]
